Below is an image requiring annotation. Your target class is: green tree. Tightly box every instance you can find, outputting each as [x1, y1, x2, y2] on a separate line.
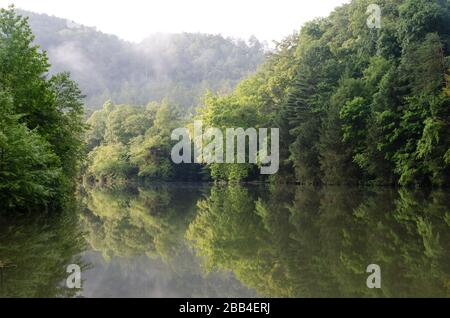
[0, 91, 61, 210]
[129, 100, 186, 180]
[87, 143, 134, 183]
[0, 7, 85, 212]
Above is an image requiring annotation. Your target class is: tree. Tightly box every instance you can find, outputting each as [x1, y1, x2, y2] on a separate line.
[0, 91, 61, 210]
[0, 7, 86, 212]
[129, 100, 182, 180]
[87, 143, 134, 182]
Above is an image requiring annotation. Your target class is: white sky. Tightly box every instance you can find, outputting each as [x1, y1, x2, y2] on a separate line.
[0, 0, 350, 43]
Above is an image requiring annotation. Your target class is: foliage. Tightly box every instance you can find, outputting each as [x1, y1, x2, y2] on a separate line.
[196, 0, 450, 186]
[195, 33, 302, 182]
[0, 93, 61, 209]
[0, 7, 85, 212]
[85, 99, 203, 183]
[87, 143, 134, 182]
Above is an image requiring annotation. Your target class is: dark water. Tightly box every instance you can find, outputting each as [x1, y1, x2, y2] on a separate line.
[1, 184, 450, 298]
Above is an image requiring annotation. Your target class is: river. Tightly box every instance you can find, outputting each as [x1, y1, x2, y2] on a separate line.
[1, 184, 449, 297]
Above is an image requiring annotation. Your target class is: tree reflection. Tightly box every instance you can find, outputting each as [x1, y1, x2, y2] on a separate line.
[80, 185, 201, 262]
[78, 184, 450, 297]
[79, 185, 255, 297]
[0, 209, 87, 298]
[187, 185, 450, 297]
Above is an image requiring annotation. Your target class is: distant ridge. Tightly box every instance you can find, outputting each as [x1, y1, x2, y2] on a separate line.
[17, 9, 266, 109]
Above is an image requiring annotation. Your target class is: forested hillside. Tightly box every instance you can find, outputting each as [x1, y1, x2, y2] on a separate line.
[85, 0, 450, 187]
[193, 0, 450, 186]
[19, 9, 266, 109]
[2, 0, 450, 215]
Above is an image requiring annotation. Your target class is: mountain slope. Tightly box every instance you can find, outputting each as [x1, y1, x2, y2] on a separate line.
[18, 9, 266, 109]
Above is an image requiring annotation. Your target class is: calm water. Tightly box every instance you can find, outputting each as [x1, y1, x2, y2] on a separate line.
[1, 184, 449, 298]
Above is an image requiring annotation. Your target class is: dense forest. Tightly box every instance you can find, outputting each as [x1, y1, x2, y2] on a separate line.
[85, 0, 450, 187]
[19, 9, 266, 109]
[1, 0, 450, 214]
[1, 0, 450, 299]
[0, 7, 85, 212]
[0, 6, 262, 213]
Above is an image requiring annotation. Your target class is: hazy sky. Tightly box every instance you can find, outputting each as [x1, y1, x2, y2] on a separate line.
[0, 0, 350, 43]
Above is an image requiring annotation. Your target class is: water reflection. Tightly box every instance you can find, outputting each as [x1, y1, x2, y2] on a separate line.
[0, 210, 87, 297]
[1, 184, 449, 297]
[79, 185, 202, 261]
[188, 186, 450, 297]
[79, 184, 255, 297]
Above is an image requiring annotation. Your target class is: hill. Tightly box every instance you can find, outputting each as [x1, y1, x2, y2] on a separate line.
[18, 9, 266, 109]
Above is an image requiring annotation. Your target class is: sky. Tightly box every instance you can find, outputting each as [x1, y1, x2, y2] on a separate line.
[0, 0, 350, 43]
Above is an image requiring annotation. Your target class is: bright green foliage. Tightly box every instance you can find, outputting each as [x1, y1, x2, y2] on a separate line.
[85, 100, 202, 182]
[197, 93, 265, 182]
[129, 101, 182, 179]
[86, 0, 450, 187]
[104, 104, 153, 145]
[195, 0, 449, 186]
[87, 143, 134, 182]
[85, 101, 150, 183]
[48, 72, 87, 182]
[209, 0, 450, 186]
[196, 34, 301, 182]
[85, 106, 108, 151]
[285, 0, 450, 186]
[0, 7, 85, 212]
[0, 92, 61, 209]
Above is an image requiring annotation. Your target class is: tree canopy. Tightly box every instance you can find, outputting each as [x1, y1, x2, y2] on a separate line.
[194, 0, 450, 186]
[0, 6, 86, 212]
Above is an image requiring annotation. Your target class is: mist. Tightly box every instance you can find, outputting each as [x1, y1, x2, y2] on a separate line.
[20, 9, 266, 109]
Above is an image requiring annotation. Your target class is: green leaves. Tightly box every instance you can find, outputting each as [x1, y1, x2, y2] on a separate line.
[88, 143, 133, 181]
[0, 94, 62, 209]
[416, 117, 442, 159]
[0, 7, 86, 212]
[340, 97, 369, 143]
[85, 100, 197, 182]
[272, 0, 450, 186]
[444, 149, 450, 165]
